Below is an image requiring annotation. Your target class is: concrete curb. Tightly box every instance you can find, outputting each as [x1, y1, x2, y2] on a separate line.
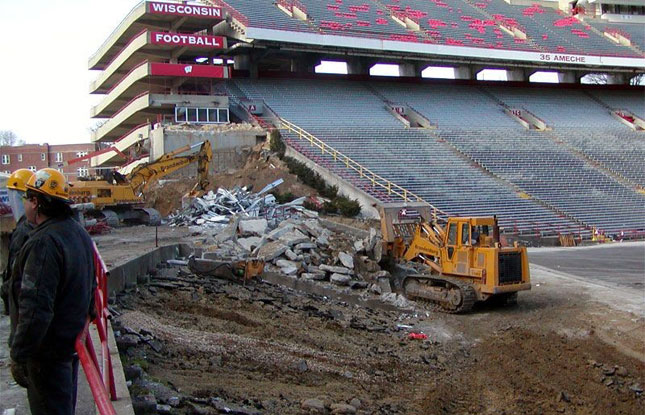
[107, 243, 192, 297]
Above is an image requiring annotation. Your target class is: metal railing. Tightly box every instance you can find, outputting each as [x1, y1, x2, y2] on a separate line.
[279, 118, 446, 209]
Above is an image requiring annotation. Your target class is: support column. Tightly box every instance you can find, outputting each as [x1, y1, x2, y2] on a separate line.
[507, 68, 530, 82]
[453, 65, 476, 80]
[606, 73, 629, 85]
[399, 62, 424, 78]
[347, 57, 375, 75]
[234, 54, 258, 78]
[291, 55, 320, 74]
[558, 71, 580, 84]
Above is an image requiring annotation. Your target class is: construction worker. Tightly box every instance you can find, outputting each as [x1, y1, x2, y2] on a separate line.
[1, 169, 34, 316]
[8, 168, 95, 415]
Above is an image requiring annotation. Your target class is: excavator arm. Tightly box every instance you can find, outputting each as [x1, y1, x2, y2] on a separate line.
[127, 141, 213, 196]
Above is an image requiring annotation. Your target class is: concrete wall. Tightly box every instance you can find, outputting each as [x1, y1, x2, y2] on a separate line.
[107, 243, 192, 297]
[285, 146, 380, 218]
[151, 125, 267, 174]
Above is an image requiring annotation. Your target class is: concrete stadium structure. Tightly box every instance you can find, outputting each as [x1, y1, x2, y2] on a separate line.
[89, 0, 645, 238]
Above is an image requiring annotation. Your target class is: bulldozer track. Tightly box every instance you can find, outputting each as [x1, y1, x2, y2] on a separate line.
[403, 274, 477, 314]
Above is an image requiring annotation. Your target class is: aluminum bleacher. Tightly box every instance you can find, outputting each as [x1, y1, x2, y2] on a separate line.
[588, 21, 645, 51]
[381, 0, 534, 50]
[298, 0, 416, 39]
[230, 78, 590, 236]
[207, 0, 640, 57]
[480, 0, 641, 57]
[209, 0, 315, 32]
[590, 89, 645, 119]
[375, 81, 645, 234]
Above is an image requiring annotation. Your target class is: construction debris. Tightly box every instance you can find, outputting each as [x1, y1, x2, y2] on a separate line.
[177, 199, 390, 303]
[168, 179, 318, 228]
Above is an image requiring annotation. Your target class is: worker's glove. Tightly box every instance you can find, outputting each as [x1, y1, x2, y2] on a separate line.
[10, 359, 29, 388]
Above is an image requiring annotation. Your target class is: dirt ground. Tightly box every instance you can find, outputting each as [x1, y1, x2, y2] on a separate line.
[103, 149, 644, 414]
[111, 255, 644, 415]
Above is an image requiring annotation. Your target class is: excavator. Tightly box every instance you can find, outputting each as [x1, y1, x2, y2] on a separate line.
[70, 140, 212, 226]
[380, 202, 530, 313]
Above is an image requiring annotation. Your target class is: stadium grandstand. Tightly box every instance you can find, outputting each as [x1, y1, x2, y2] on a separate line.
[89, 0, 645, 240]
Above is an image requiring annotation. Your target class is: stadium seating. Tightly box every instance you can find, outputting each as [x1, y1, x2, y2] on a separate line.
[590, 89, 645, 119]
[480, 0, 641, 57]
[210, 0, 315, 32]
[224, 78, 645, 236]
[230, 78, 598, 236]
[376, 82, 645, 234]
[210, 0, 643, 57]
[588, 21, 645, 51]
[298, 0, 416, 39]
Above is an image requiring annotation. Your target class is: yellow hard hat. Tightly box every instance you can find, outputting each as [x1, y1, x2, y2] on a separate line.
[7, 169, 34, 192]
[26, 168, 71, 202]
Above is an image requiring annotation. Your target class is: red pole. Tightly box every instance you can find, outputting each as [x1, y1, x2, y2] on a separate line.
[75, 320, 117, 415]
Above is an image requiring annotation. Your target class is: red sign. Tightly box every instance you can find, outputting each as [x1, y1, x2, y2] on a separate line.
[148, 2, 223, 18]
[151, 32, 226, 48]
[149, 63, 230, 79]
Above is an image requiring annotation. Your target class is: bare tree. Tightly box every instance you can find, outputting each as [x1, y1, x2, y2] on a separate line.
[0, 130, 24, 146]
[630, 74, 644, 86]
[581, 73, 608, 85]
[89, 120, 108, 133]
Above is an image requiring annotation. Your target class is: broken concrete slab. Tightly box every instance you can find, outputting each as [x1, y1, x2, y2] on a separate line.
[302, 219, 323, 237]
[266, 224, 295, 240]
[353, 240, 365, 253]
[330, 273, 352, 286]
[338, 252, 354, 269]
[238, 219, 268, 236]
[276, 259, 298, 269]
[238, 237, 262, 252]
[316, 229, 331, 247]
[214, 216, 240, 244]
[278, 230, 310, 247]
[295, 242, 317, 251]
[319, 264, 352, 275]
[377, 277, 392, 294]
[301, 273, 327, 281]
[256, 241, 288, 261]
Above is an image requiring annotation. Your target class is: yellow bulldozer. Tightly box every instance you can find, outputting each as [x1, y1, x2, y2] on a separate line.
[380, 202, 530, 313]
[70, 140, 212, 226]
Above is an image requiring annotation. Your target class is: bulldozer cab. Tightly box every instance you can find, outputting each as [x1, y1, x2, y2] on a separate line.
[442, 217, 496, 276]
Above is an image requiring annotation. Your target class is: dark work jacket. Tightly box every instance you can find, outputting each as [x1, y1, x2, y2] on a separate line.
[1, 216, 33, 316]
[9, 215, 95, 362]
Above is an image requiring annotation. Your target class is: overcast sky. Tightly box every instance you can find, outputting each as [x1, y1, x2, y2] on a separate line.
[0, 0, 139, 145]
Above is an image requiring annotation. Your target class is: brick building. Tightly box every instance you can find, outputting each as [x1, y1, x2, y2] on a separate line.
[0, 143, 97, 181]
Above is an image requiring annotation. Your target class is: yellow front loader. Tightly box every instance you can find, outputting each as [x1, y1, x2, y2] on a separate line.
[380, 203, 530, 313]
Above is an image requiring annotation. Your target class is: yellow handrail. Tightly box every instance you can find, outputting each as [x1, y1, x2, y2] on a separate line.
[279, 118, 436, 205]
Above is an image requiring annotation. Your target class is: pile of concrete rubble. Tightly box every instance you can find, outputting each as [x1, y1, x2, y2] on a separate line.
[188, 214, 410, 308]
[167, 179, 316, 228]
